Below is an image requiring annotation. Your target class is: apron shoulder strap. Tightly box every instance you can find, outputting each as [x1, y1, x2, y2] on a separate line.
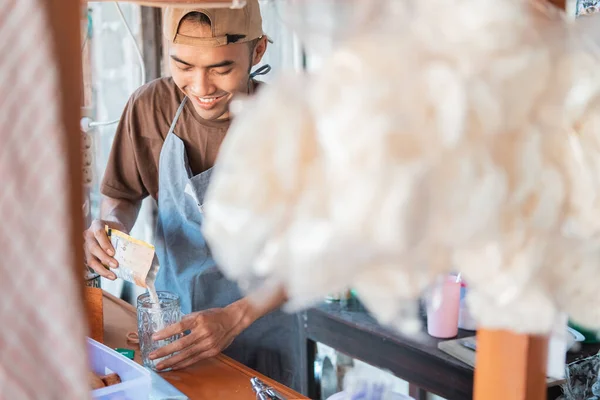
[168, 97, 189, 136]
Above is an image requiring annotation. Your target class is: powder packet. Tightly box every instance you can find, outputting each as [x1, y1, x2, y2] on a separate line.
[105, 226, 158, 288]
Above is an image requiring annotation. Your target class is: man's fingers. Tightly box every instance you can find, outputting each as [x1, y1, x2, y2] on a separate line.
[155, 344, 202, 371]
[168, 354, 205, 371]
[149, 333, 196, 360]
[93, 226, 115, 257]
[87, 257, 116, 280]
[152, 320, 191, 341]
[169, 348, 220, 371]
[156, 344, 220, 371]
[87, 239, 118, 269]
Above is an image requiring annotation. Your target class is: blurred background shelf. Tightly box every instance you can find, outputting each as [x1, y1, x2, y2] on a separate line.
[300, 298, 600, 400]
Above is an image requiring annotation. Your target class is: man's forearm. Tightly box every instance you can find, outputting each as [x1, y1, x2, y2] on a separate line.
[226, 283, 288, 333]
[100, 196, 142, 233]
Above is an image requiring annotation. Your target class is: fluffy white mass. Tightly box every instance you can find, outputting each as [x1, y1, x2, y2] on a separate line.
[202, 0, 600, 334]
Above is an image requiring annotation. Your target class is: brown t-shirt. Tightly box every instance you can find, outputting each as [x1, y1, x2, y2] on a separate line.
[101, 77, 257, 201]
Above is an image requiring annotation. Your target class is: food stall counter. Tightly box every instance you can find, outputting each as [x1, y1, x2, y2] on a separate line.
[102, 290, 306, 400]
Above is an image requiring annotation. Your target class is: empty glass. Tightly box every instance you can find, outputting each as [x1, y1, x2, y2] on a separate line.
[137, 291, 181, 371]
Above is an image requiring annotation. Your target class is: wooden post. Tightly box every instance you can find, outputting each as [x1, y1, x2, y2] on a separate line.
[45, 0, 102, 341]
[85, 287, 105, 342]
[141, 6, 164, 81]
[546, 0, 566, 9]
[44, 0, 86, 301]
[474, 330, 549, 400]
[474, 0, 563, 396]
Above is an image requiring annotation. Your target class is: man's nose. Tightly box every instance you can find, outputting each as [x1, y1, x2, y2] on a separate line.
[189, 71, 215, 97]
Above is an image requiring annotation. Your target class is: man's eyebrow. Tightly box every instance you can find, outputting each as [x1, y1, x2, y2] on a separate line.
[170, 55, 193, 67]
[204, 60, 235, 69]
[170, 56, 235, 70]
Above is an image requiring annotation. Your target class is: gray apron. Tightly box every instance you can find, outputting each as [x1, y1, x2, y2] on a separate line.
[154, 82, 300, 391]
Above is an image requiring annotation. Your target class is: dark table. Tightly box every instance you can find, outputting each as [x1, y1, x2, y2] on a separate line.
[298, 298, 600, 400]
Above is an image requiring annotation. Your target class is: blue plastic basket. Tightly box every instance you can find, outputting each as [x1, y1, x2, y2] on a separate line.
[88, 338, 151, 400]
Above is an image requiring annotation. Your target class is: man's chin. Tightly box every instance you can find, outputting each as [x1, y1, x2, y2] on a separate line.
[192, 104, 229, 121]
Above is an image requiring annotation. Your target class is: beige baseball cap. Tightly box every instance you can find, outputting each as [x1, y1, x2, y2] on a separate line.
[163, 0, 265, 47]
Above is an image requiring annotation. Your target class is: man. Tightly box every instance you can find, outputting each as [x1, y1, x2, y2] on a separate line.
[83, 2, 300, 390]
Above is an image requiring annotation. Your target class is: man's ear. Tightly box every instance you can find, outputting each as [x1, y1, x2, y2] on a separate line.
[252, 36, 268, 66]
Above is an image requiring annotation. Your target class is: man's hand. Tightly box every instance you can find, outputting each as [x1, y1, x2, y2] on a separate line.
[83, 219, 126, 280]
[149, 283, 288, 371]
[84, 195, 142, 279]
[149, 306, 247, 371]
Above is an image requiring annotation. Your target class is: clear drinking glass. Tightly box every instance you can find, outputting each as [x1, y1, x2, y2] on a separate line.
[137, 291, 181, 371]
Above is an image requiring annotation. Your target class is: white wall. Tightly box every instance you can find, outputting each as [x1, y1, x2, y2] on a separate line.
[258, 0, 304, 79]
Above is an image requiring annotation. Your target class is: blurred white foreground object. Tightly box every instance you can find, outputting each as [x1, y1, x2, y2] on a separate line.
[0, 0, 89, 398]
[204, 0, 600, 335]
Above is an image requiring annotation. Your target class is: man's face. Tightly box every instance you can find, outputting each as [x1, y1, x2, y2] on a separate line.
[169, 22, 265, 121]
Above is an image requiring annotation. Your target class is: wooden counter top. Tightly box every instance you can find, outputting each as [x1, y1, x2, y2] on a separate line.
[102, 291, 306, 400]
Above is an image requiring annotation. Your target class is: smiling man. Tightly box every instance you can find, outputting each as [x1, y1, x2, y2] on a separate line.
[83, 2, 300, 390]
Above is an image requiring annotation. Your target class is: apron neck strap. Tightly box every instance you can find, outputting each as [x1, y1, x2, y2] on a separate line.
[168, 97, 188, 136]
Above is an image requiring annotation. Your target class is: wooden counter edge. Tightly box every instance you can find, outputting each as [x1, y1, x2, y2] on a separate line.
[102, 290, 306, 399]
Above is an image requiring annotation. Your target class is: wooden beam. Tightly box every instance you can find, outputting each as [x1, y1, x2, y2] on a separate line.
[141, 6, 163, 82]
[474, 329, 548, 400]
[86, 0, 568, 10]
[82, 0, 243, 7]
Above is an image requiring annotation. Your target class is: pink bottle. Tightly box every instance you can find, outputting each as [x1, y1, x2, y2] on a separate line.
[426, 275, 461, 339]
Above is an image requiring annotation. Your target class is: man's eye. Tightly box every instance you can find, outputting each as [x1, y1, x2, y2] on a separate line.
[177, 63, 192, 72]
[213, 69, 233, 76]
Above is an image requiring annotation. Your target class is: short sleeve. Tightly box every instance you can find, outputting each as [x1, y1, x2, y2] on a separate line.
[100, 95, 149, 202]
